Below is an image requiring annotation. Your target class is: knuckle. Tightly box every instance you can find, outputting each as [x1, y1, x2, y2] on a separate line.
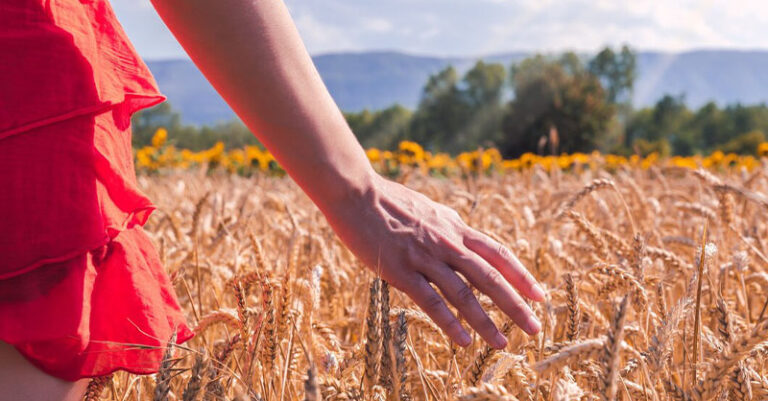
[434, 233, 453, 249]
[481, 266, 504, 288]
[423, 292, 445, 311]
[523, 269, 537, 284]
[508, 299, 531, 320]
[451, 209, 463, 221]
[456, 284, 476, 304]
[478, 315, 498, 334]
[404, 247, 422, 263]
[455, 252, 474, 266]
[497, 244, 512, 259]
[445, 318, 464, 335]
[443, 206, 461, 219]
[397, 275, 422, 293]
[389, 278, 410, 293]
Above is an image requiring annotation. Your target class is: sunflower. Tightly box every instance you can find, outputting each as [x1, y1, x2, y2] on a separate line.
[151, 127, 168, 148]
[397, 141, 425, 165]
[758, 142, 768, 157]
[366, 148, 381, 163]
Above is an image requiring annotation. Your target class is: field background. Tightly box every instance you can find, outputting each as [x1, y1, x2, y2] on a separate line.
[89, 3, 768, 399]
[84, 163, 768, 400]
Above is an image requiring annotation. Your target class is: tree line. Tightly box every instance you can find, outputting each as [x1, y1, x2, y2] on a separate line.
[132, 46, 768, 157]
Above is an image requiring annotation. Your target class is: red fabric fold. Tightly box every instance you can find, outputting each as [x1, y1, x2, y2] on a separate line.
[0, 107, 194, 381]
[0, 0, 193, 381]
[0, 0, 165, 139]
[0, 227, 194, 381]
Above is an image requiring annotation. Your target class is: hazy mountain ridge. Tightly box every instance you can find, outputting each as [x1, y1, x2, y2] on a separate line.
[146, 50, 768, 125]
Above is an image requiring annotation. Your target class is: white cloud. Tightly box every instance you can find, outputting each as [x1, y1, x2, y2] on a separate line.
[363, 18, 393, 33]
[292, 12, 360, 53]
[110, 0, 768, 59]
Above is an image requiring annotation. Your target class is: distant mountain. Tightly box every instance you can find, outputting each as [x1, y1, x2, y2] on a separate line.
[633, 50, 768, 107]
[145, 50, 768, 125]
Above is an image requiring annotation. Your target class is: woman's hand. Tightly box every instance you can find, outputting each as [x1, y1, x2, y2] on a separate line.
[150, 0, 544, 349]
[319, 172, 545, 349]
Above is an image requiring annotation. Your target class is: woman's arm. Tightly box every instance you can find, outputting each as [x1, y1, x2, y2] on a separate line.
[149, 0, 544, 348]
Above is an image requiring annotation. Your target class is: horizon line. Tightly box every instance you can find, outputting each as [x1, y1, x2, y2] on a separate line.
[141, 46, 768, 62]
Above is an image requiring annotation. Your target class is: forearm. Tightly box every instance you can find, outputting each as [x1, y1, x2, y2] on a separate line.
[149, 0, 374, 208]
[149, 0, 545, 346]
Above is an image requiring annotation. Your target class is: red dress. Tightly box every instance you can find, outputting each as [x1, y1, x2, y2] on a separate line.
[0, 0, 193, 381]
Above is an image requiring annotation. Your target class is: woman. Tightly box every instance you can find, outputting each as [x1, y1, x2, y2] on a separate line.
[0, 0, 545, 399]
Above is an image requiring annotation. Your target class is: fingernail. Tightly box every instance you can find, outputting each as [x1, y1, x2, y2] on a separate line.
[458, 331, 472, 347]
[525, 315, 542, 335]
[493, 331, 508, 349]
[531, 283, 546, 302]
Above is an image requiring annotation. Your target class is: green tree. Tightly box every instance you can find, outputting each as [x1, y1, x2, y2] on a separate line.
[455, 61, 507, 150]
[627, 99, 768, 155]
[463, 61, 506, 108]
[409, 66, 469, 151]
[345, 104, 412, 149]
[588, 45, 637, 105]
[721, 130, 765, 155]
[626, 95, 693, 154]
[409, 62, 507, 153]
[650, 95, 690, 141]
[131, 102, 182, 147]
[722, 104, 768, 145]
[131, 101, 260, 150]
[501, 53, 614, 156]
[688, 102, 724, 151]
[190, 121, 259, 150]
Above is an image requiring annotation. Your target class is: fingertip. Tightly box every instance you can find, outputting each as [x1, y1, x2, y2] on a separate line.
[523, 315, 542, 336]
[492, 331, 508, 349]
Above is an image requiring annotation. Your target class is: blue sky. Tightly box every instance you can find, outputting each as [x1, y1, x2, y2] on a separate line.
[111, 0, 768, 60]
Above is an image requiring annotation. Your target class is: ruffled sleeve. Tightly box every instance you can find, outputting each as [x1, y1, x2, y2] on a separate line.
[0, 0, 165, 140]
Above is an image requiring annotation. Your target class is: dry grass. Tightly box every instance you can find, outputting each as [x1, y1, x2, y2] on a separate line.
[87, 165, 768, 400]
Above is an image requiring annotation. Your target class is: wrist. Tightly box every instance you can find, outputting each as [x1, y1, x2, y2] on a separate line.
[306, 160, 379, 214]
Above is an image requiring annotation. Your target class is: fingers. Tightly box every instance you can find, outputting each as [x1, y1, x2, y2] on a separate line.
[404, 274, 473, 347]
[422, 262, 508, 348]
[446, 250, 541, 336]
[464, 230, 546, 302]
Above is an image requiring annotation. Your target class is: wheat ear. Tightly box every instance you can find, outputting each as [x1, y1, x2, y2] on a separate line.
[564, 273, 580, 342]
[599, 296, 628, 401]
[362, 278, 382, 396]
[153, 332, 178, 401]
[83, 374, 113, 401]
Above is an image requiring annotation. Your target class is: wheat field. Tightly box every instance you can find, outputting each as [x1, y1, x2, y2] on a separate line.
[85, 165, 768, 401]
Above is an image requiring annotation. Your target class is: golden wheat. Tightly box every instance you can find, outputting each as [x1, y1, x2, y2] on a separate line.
[79, 164, 768, 400]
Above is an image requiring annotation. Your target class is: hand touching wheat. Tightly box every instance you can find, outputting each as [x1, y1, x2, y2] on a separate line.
[320, 173, 545, 349]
